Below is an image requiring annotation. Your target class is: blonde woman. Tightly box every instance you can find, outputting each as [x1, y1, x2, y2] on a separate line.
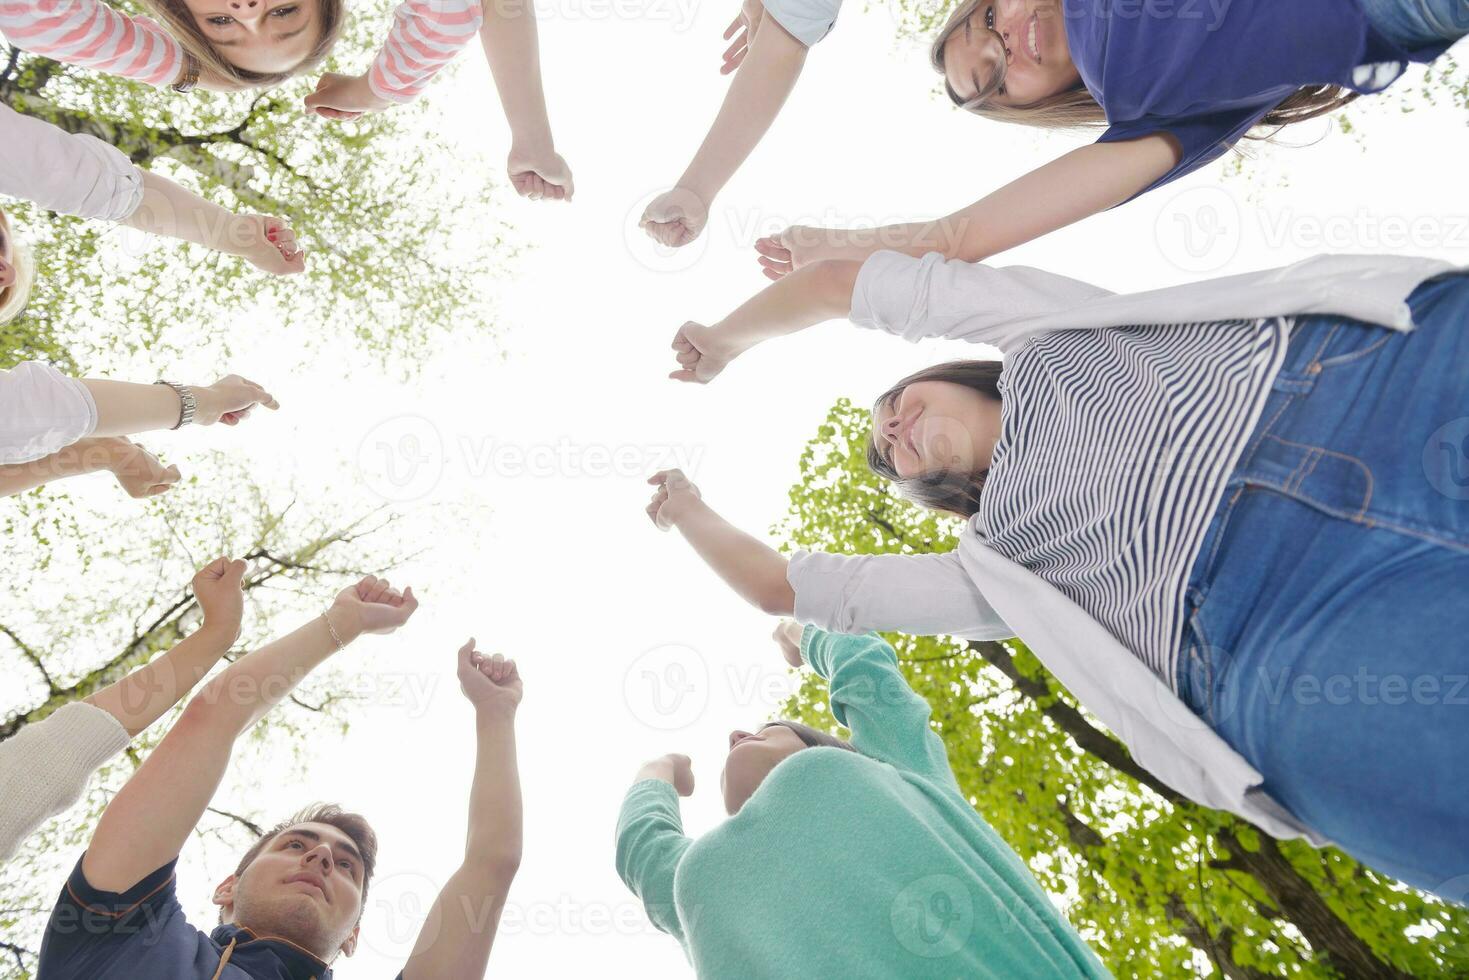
[0, 0, 573, 199]
[752, 0, 1468, 277]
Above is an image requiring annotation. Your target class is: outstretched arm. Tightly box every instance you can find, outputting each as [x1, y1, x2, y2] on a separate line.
[84, 558, 246, 736]
[81, 576, 419, 894]
[757, 136, 1177, 274]
[668, 259, 859, 384]
[480, 2, 573, 201]
[646, 470, 794, 616]
[615, 753, 695, 944]
[124, 172, 305, 275]
[641, 5, 809, 247]
[402, 640, 524, 980]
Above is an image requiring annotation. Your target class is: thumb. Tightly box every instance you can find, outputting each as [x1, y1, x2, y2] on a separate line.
[457, 637, 476, 669]
[225, 559, 248, 586]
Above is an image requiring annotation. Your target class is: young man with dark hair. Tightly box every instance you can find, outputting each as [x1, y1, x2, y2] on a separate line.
[36, 573, 526, 980]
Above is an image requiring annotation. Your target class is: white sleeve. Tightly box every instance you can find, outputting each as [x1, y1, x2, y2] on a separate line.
[0, 701, 130, 863]
[0, 362, 99, 465]
[786, 548, 1012, 639]
[849, 250, 1115, 353]
[760, 0, 840, 46]
[0, 103, 144, 222]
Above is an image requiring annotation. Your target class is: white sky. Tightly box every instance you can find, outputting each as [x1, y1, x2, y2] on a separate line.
[14, 5, 1469, 977]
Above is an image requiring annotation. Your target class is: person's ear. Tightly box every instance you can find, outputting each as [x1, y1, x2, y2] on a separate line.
[340, 923, 360, 957]
[212, 875, 239, 918]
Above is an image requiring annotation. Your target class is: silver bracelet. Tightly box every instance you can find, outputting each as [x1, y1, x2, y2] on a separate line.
[322, 611, 347, 651]
[154, 381, 196, 430]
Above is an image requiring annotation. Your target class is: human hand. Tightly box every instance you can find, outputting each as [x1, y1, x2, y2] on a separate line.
[456, 638, 524, 714]
[754, 225, 851, 282]
[303, 72, 391, 120]
[640, 188, 709, 249]
[102, 438, 181, 499]
[669, 321, 742, 385]
[233, 215, 305, 275]
[326, 575, 419, 645]
[193, 557, 248, 644]
[772, 620, 804, 668]
[194, 376, 280, 427]
[508, 144, 575, 202]
[645, 469, 703, 531]
[721, 0, 765, 74]
[637, 753, 695, 796]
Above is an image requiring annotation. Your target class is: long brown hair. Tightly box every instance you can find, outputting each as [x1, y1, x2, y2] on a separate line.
[929, 0, 1359, 135]
[865, 359, 1003, 520]
[142, 0, 346, 90]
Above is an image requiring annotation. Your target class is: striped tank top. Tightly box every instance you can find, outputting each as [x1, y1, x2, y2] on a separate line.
[977, 317, 1291, 687]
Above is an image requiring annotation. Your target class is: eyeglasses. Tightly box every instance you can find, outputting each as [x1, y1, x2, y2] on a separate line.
[937, 1, 1011, 109]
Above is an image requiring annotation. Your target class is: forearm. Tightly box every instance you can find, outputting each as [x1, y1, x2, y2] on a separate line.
[480, 0, 554, 150]
[857, 139, 1170, 264]
[85, 624, 235, 737]
[122, 171, 252, 257]
[0, 438, 116, 497]
[189, 611, 348, 737]
[674, 499, 793, 615]
[402, 707, 521, 980]
[713, 259, 858, 353]
[81, 379, 184, 436]
[676, 22, 807, 202]
[463, 707, 522, 873]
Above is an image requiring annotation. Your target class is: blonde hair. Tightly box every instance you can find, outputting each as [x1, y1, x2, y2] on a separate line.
[0, 241, 35, 325]
[140, 0, 347, 90]
[929, 0, 1360, 135]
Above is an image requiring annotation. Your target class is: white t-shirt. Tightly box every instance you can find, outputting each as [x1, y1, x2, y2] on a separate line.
[0, 361, 99, 465]
[0, 103, 144, 222]
[761, 0, 840, 46]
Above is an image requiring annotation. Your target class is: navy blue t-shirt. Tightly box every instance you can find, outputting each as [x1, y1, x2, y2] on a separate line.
[38, 855, 405, 980]
[1063, 0, 1453, 193]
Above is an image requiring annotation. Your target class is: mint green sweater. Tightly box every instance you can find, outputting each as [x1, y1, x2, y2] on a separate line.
[615, 627, 1111, 979]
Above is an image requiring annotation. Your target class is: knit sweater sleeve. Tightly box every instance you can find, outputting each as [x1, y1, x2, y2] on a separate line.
[0, 701, 130, 863]
[800, 626, 959, 789]
[366, 0, 483, 104]
[614, 779, 692, 947]
[0, 0, 184, 86]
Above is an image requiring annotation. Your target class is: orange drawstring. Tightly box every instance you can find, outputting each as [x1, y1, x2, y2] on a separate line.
[209, 937, 237, 980]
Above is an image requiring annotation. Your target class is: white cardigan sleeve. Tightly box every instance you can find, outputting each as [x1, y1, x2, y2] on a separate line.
[0, 701, 130, 863]
[849, 251, 1115, 354]
[0, 361, 99, 465]
[0, 102, 144, 222]
[787, 547, 1011, 639]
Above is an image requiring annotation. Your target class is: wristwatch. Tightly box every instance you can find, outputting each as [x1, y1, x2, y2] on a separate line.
[171, 54, 201, 94]
[155, 381, 197, 429]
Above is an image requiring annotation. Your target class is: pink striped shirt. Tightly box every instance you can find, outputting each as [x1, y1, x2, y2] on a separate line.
[367, 0, 482, 103]
[0, 0, 483, 101]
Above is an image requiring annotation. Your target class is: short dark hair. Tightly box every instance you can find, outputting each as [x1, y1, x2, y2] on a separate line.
[226, 803, 378, 923]
[866, 359, 1003, 519]
[763, 720, 858, 753]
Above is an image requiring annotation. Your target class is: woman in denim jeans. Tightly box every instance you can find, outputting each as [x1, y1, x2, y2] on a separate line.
[644, 248, 1469, 901]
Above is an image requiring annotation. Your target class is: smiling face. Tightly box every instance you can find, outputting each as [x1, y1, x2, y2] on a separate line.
[720, 724, 808, 815]
[871, 379, 1001, 482]
[216, 822, 367, 961]
[180, 0, 321, 75]
[939, 0, 1078, 108]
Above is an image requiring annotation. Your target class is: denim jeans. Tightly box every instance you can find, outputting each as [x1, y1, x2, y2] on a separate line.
[1176, 273, 1469, 900]
[1359, 0, 1469, 47]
